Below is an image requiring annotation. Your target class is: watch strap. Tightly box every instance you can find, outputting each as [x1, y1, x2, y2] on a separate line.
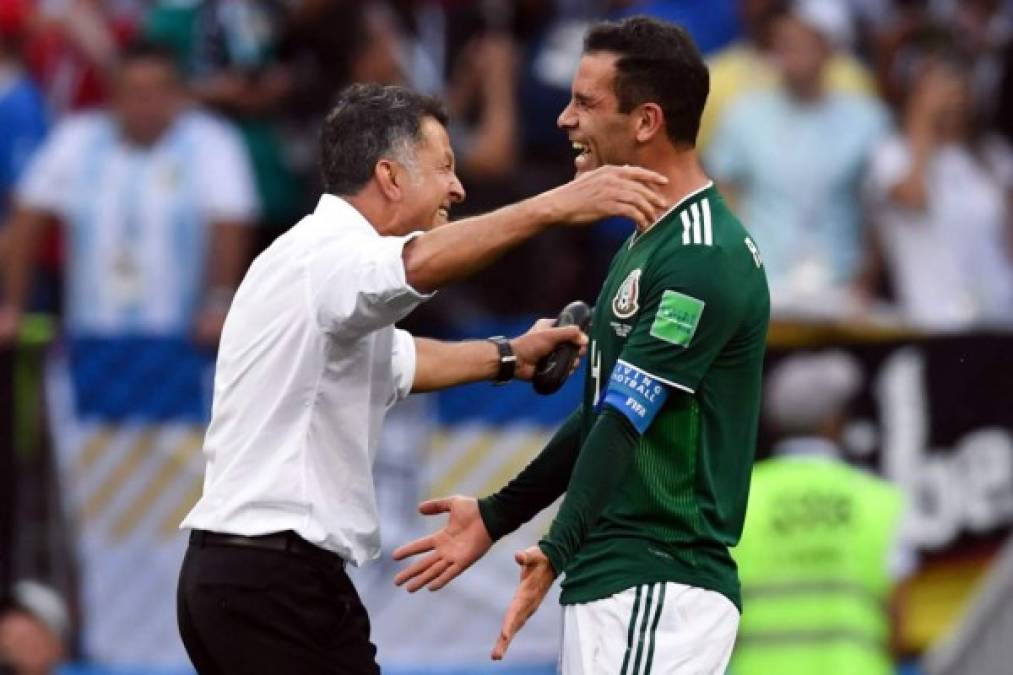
[487, 336, 516, 385]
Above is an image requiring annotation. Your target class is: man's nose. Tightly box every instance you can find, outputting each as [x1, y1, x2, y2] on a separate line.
[449, 174, 466, 203]
[558, 103, 576, 129]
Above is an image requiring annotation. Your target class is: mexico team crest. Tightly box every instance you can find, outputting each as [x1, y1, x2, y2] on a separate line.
[612, 269, 641, 319]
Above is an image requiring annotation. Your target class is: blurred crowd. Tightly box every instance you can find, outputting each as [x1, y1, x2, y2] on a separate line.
[0, 0, 1011, 341]
[0, 2, 1011, 673]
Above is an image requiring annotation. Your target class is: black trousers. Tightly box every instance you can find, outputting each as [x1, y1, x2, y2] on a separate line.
[177, 531, 380, 674]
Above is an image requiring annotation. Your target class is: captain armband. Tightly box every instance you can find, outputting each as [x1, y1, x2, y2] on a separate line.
[601, 361, 669, 434]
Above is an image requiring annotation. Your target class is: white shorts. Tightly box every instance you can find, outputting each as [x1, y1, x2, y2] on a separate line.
[560, 582, 739, 675]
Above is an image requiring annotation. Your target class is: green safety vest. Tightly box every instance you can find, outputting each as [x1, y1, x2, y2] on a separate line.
[730, 456, 903, 675]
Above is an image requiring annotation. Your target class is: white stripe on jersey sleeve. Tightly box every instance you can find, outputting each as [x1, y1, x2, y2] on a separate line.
[690, 202, 702, 245]
[702, 198, 713, 246]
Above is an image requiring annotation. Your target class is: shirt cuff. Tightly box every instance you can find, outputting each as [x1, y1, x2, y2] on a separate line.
[391, 328, 416, 401]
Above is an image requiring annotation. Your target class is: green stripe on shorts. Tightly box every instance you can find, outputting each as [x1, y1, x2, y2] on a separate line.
[620, 586, 644, 675]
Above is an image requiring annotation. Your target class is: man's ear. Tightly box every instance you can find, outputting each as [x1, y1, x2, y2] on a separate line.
[633, 102, 665, 144]
[375, 159, 403, 201]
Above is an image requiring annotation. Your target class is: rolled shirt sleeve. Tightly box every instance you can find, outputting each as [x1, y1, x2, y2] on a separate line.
[390, 328, 417, 402]
[309, 229, 434, 341]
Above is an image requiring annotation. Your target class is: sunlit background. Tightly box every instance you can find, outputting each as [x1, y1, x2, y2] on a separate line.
[1, 0, 1012, 674]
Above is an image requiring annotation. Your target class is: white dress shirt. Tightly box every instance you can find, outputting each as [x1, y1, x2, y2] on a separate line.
[182, 195, 430, 565]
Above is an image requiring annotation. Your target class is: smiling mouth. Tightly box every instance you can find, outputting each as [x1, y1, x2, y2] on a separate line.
[572, 141, 590, 159]
[436, 206, 450, 220]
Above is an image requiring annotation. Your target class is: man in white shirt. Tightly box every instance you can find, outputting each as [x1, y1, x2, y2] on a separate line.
[176, 82, 669, 674]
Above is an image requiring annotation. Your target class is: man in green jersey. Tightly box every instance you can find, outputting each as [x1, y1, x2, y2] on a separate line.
[393, 16, 770, 673]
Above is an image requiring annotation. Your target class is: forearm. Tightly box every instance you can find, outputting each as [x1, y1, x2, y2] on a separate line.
[402, 196, 556, 294]
[539, 406, 639, 575]
[402, 164, 670, 292]
[478, 407, 583, 540]
[890, 127, 933, 210]
[2, 207, 49, 309]
[411, 337, 499, 393]
[206, 222, 252, 296]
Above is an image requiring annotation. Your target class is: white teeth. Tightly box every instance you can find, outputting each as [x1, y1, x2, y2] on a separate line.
[572, 142, 586, 152]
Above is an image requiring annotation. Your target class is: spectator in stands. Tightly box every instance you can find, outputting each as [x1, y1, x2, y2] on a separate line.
[732, 351, 912, 675]
[706, 0, 889, 317]
[445, 32, 520, 181]
[0, 41, 258, 346]
[0, 580, 68, 675]
[19, 0, 128, 115]
[144, 0, 303, 245]
[699, 0, 875, 150]
[866, 48, 1013, 329]
[0, 14, 47, 257]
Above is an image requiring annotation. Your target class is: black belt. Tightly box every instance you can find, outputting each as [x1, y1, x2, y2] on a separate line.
[189, 529, 345, 568]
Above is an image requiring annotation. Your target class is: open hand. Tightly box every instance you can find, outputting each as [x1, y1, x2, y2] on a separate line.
[393, 496, 492, 592]
[539, 164, 669, 230]
[491, 545, 556, 661]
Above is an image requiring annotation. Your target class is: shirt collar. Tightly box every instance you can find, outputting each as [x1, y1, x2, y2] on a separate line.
[313, 194, 380, 237]
[629, 180, 714, 249]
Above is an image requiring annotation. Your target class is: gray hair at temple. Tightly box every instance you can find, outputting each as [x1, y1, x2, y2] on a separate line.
[765, 350, 864, 436]
[319, 83, 448, 196]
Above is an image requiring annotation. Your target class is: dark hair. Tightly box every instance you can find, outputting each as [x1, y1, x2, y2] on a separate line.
[583, 16, 710, 147]
[119, 40, 180, 70]
[320, 83, 448, 196]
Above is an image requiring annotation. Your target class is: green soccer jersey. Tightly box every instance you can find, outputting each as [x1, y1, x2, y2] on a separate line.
[561, 183, 770, 610]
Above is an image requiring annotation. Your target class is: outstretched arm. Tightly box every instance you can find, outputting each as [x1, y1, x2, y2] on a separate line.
[411, 321, 586, 393]
[392, 406, 584, 591]
[402, 165, 668, 293]
[478, 407, 584, 539]
[491, 406, 640, 660]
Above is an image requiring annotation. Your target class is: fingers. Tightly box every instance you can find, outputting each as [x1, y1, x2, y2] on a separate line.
[393, 551, 440, 586]
[491, 595, 531, 661]
[615, 202, 651, 230]
[427, 562, 463, 591]
[617, 189, 663, 226]
[551, 324, 583, 345]
[491, 606, 519, 660]
[406, 558, 451, 593]
[629, 179, 670, 211]
[392, 535, 435, 561]
[613, 164, 669, 186]
[532, 325, 585, 351]
[417, 497, 453, 516]
[491, 631, 511, 660]
[530, 317, 556, 331]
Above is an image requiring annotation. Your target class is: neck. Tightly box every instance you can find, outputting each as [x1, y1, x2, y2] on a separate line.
[786, 78, 825, 104]
[629, 149, 712, 232]
[344, 191, 399, 236]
